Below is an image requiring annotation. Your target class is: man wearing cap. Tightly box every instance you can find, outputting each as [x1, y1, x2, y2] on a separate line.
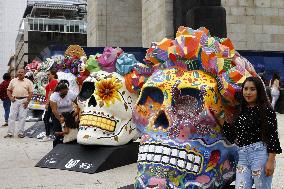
[4, 69, 33, 138]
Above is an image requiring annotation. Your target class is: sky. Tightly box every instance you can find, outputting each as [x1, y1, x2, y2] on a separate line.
[0, 0, 27, 79]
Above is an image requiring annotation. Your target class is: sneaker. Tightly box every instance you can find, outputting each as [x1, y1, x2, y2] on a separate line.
[49, 135, 56, 140]
[2, 122, 8, 127]
[36, 132, 46, 139]
[4, 133, 13, 138]
[39, 136, 51, 142]
[18, 133, 25, 138]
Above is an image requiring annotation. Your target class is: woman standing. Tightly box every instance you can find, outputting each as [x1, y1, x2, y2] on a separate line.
[39, 69, 58, 142]
[270, 73, 281, 110]
[222, 76, 282, 189]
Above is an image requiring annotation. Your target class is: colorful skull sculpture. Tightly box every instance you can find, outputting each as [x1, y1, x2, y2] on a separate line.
[133, 26, 257, 188]
[77, 71, 138, 145]
[28, 72, 49, 110]
[134, 69, 237, 188]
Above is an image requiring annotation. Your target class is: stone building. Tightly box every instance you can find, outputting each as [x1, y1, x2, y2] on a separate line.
[87, 0, 284, 51]
[87, 0, 142, 47]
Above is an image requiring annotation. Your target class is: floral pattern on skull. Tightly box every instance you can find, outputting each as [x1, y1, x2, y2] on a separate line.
[77, 71, 138, 145]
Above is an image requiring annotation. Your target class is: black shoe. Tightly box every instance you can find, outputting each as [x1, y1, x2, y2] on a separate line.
[18, 133, 25, 138]
[2, 123, 8, 127]
[4, 133, 13, 138]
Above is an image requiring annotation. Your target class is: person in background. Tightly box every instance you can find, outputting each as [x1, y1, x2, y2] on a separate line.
[222, 76, 282, 189]
[49, 81, 79, 147]
[0, 73, 11, 127]
[39, 69, 58, 142]
[269, 73, 281, 110]
[258, 68, 266, 84]
[4, 69, 33, 138]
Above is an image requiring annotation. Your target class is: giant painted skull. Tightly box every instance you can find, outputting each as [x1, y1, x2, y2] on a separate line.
[77, 71, 138, 145]
[133, 68, 237, 188]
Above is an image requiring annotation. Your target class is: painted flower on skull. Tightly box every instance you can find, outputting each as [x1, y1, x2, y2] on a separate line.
[95, 76, 122, 107]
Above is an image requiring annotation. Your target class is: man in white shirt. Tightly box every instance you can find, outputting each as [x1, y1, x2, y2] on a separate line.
[4, 69, 33, 138]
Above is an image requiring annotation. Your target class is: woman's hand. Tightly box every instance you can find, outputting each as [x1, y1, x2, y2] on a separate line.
[72, 109, 79, 117]
[45, 103, 49, 110]
[23, 101, 29, 109]
[59, 116, 65, 124]
[265, 159, 275, 176]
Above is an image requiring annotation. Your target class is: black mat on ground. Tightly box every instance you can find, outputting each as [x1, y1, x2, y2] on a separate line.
[24, 121, 45, 138]
[35, 142, 139, 173]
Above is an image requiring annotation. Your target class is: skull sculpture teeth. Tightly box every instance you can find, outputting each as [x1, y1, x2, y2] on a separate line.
[77, 71, 138, 145]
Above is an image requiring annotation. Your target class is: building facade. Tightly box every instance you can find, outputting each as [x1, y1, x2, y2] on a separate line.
[87, 0, 142, 47]
[87, 0, 284, 51]
[14, 0, 87, 72]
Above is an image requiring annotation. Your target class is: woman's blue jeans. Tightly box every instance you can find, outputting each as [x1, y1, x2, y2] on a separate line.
[235, 142, 273, 189]
[2, 99, 11, 122]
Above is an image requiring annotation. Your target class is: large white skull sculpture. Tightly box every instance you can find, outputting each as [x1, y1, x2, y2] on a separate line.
[77, 71, 138, 145]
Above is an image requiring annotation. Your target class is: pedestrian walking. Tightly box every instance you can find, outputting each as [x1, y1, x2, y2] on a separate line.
[0, 73, 11, 127]
[269, 73, 281, 110]
[4, 69, 33, 138]
[222, 76, 282, 189]
[39, 69, 58, 142]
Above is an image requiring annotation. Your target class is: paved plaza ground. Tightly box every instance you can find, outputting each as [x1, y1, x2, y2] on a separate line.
[0, 106, 283, 189]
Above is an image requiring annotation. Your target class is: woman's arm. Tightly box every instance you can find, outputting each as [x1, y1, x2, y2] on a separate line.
[264, 107, 282, 176]
[49, 101, 62, 122]
[265, 153, 276, 176]
[275, 79, 280, 89]
[72, 98, 80, 117]
[64, 127, 70, 134]
[55, 127, 70, 136]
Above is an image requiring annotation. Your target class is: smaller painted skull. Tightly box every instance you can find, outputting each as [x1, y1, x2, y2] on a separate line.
[28, 72, 49, 110]
[77, 71, 138, 145]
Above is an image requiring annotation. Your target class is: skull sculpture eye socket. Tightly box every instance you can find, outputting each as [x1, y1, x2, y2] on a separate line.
[138, 87, 164, 105]
[78, 81, 96, 101]
[135, 87, 165, 130]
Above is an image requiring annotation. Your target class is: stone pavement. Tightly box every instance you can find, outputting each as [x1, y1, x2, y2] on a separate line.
[0, 107, 284, 189]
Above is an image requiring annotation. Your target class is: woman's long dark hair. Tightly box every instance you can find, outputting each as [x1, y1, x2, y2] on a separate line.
[234, 76, 272, 144]
[271, 73, 281, 87]
[49, 68, 58, 79]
